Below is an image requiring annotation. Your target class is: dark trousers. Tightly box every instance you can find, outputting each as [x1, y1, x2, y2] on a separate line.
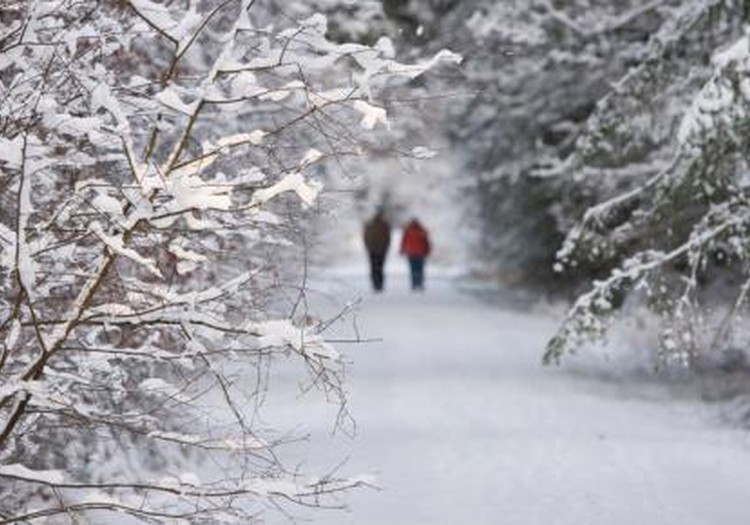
[408, 257, 425, 290]
[369, 252, 386, 291]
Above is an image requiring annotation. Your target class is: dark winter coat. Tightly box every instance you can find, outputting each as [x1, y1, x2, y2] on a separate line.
[400, 221, 431, 258]
[364, 216, 391, 255]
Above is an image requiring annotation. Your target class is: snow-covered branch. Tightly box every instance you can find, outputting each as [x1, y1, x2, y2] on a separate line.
[548, 7, 750, 364]
[0, 1, 453, 522]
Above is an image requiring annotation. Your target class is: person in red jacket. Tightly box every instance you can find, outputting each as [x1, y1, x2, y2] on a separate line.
[400, 218, 431, 291]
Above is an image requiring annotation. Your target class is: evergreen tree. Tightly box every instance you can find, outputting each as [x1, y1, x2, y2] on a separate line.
[546, 0, 750, 365]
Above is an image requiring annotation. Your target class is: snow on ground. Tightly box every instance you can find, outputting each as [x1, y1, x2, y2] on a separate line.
[236, 266, 750, 524]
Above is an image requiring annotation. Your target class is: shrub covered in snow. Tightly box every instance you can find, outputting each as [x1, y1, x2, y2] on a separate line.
[0, 0, 454, 522]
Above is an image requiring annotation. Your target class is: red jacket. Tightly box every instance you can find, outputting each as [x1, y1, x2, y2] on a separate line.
[400, 221, 431, 258]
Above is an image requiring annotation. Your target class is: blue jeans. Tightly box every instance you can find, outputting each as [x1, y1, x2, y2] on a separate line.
[408, 257, 425, 290]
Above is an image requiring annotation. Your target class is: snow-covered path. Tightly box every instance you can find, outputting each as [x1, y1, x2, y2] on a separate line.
[272, 275, 750, 525]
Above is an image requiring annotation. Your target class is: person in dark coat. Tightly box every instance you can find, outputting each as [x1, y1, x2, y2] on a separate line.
[363, 210, 391, 292]
[400, 218, 431, 291]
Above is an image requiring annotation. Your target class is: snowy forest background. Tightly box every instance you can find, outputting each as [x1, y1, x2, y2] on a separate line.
[4, 0, 750, 523]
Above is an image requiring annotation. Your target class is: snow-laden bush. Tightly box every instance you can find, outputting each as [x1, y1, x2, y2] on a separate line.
[0, 0, 457, 522]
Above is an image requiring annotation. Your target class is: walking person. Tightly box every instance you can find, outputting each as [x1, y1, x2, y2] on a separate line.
[400, 218, 431, 291]
[363, 209, 391, 292]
